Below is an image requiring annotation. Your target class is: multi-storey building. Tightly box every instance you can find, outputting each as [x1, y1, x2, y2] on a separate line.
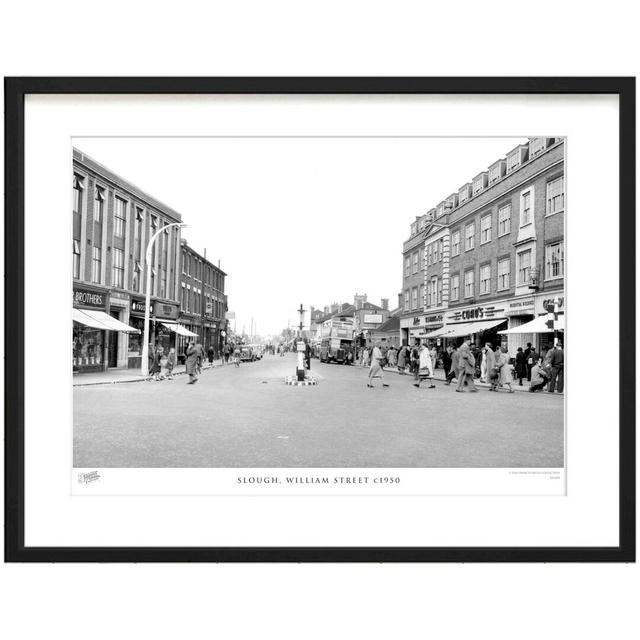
[178, 239, 228, 358]
[72, 149, 186, 373]
[400, 137, 565, 354]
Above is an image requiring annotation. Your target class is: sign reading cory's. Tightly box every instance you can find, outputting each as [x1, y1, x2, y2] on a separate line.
[73, 286, 106, 309]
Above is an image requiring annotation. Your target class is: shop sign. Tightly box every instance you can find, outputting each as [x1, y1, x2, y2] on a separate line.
[131, 299, 151, 314]
[424, 313, 443, 327]
[538, 296, 565, 313]
[363, 314, 383, 324]
[505, 298, 534, 316]
[205, 302, 213, 314]
[73, 286, 106, 309]
[155, 303, 179, 320]
[447, 305, 505, 322]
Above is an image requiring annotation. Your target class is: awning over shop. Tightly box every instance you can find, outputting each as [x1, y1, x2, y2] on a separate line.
[431, 318, 507, 339]
[498, 314, 565, 334]
[73, 308, 140, 333]
[160, 322, 199, 337]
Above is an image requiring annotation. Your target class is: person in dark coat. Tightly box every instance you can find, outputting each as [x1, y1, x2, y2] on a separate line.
[547, 342, 564, 393]
[442, 345, 453, 379]
[304, 339, 311, 370]
[456, 339, 477, 392]
[207, 345, 214, 364]
[185, 341, 199, 384]
[445, 345, 459, 385]
[515, 347, 527, 386]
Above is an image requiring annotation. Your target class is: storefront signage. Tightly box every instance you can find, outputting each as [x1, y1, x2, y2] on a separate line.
[505, 298, 534, 316]
[205, 302, 213, 314]
[447, 305, 505, 322]
[73, 286, 106, 309]
[542, 297, 564, 311]
[363, 314, 383, 324]
[130, 299, 179, 320]
[424, 314, 443, 327]
[131, 299, 151, 314]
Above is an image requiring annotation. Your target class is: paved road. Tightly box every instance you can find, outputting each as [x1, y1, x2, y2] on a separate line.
[74, 353, 564, 468]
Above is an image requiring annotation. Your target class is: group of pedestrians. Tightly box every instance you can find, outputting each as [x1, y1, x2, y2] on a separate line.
[147, 344, 177, 381]
[363, 338, 565, 394]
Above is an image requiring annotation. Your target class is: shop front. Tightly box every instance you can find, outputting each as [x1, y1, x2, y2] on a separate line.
[425, 303, 508, 348]
[503, 296, 536, 353]
[128, 298, 183, 369]
[73, 284, 139, 373]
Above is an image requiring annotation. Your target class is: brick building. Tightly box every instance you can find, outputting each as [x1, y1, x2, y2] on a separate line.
[400, 137, 565, 354]
[178, 239, 228, 359]
[72, 148, 186, 373]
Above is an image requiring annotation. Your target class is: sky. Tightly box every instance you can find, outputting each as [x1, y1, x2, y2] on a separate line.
[74, 136, 528, 336]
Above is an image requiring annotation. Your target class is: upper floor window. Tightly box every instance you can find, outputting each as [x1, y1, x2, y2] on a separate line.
[114, 197, 127, 238]
[436, 278, 442, 305]
[546, 177, 564, 215]
[464, 269, 475, 298]
[520, 189, 532, 226]
[517, 249, 532, 285]
[450, 274, 460, 301]
[480, 214, 492, 244]
[91, 246, 102, 284]
[427, 244, 433, 266]
[404, 289, 410, 311]
[404, 256, 411, 277]
[497, 258, 510, 290]
[465, 222, 475, 251]
[451, 230, 460, 256]
[498, 204, 511, 236]
[459, 187, 469, 204]
[412, 251, 419, 274]
[506, 150, 521, 172]
[411, 287, 419, 310]
[479, 264, 491, 295]
[94, 186, 105, 224]
[428, 277, 437, 307]
[111, 247, 125, 288]
[489, 164, 502, 183]
[410, 222, 418, 235]
[72, 240, 81, 279]
[473, 175, 485, 194]
[73, 174, 84, 214]
[530, 138, 547, 156]
[545, 241, 564, 280]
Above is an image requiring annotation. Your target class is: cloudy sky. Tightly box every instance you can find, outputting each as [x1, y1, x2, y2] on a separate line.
[74, 136, 528, 336]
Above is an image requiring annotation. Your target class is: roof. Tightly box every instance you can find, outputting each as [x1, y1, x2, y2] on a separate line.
[372, 316, 400, 333]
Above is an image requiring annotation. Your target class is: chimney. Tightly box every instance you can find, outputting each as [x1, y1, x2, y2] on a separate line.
[354, 293, 368, 310]
[381, 298, 389, 310]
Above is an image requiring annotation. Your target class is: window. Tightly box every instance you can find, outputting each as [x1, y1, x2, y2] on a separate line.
[520, 190, 532, 226]
[451, 230, 460, 256]
[436, 278, 442, 305]
[464, 269, 475, 298]
[111, 248, 124, 288]
[182, 250, 187, 274]
[428, 277, 437, 306]
[404, 290, 410, 311]
[412, 252, 419, 274]
[411, 287, 418, 310]
[404, 257, 411, 277]
[91, 246, 102, 284]
[545, 241, 564, 280]
[427, 244, 433, 266]
[498, 204, 511, 236]
[160, 268, 167, 298]
[480, 264, 491, 294]
[419, 284, 425, 307]
[507, 150, 521, 172]
[114, 197, 127, 238]
[186, 286, 191, 312]
[497, 258, 510, 290]
[72, 240, 81, 279]
[473, 176, 484, 194]
[546, 177, 564, 215]
[480, 214, 492, 244]
[459, 187, 468, 204]
[489, 165, 501, 183]
[94, 187, 105, 224]
[73, 174, 84, 214]
[450, 274, 460, 301]
[134, 208, 143, 260]
[530, 138, 546, 156]
[410, 222, 417, 235]
[133, 261, 142, 292]
[517, 249, 532, 285]
[465, 222, 475, 251]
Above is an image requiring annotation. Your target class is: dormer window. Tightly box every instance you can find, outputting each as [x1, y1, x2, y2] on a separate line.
[529, 137, 547, 157]
[488, 160, 505, 184]
[410, 222, 418, 236]
[472, 173, 487, 195]
[459, 184, 471, 204]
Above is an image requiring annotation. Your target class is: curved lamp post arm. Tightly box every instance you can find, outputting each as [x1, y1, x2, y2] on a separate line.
[141, 222, 186, 376]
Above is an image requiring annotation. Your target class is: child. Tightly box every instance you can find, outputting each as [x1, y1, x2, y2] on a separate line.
[165, 347, 176, 380]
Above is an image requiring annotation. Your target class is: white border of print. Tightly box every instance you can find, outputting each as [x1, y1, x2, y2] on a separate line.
[24, 94, 617, 548]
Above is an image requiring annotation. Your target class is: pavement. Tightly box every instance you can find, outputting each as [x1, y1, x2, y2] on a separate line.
[74, 353, 564, 469]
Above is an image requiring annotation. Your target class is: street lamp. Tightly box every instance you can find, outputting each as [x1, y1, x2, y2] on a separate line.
[141, 222, 187, 377]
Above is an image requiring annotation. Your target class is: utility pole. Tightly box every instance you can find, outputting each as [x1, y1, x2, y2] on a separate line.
[297, 303, 306, 337]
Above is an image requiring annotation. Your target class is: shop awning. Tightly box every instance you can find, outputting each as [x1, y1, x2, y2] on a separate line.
[434, 318, 508, 339]
[160, 322, 198, 337]
[498, 314, 565, 334]
[73, 308, 140, 333]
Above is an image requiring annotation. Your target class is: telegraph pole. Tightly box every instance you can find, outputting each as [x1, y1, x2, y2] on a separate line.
[297, 303, 306, 337]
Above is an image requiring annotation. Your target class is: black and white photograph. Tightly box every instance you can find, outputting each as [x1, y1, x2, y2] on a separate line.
[71, 135, 566, 478]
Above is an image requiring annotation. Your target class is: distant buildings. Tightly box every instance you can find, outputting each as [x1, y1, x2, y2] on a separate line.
[400, 137, 564, 354]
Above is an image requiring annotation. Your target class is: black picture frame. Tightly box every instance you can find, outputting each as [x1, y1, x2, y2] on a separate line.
[4, 77, 635, 563]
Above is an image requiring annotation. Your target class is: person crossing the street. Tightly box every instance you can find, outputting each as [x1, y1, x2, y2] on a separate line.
[414, 343, 436, 390]
[456, 338, 477, 392]
[367, 342, 389, 388]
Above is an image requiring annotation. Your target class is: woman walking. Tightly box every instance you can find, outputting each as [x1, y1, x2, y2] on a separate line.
[367, 342, 389, 388]
[397, 345, 407, 374]
[185, 341, 199, 384]
[165, 347, 176, 380]
[414, 343, 436, 389]
[149, 344, 163, 381]
[492, 346, 514, 393]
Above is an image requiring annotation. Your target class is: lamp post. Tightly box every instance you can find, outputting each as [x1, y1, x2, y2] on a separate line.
[141, 222, 186, 377]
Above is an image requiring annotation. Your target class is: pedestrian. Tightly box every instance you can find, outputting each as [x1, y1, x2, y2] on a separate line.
[361, 346, 370, 367]
[547, 342, 564, 393]
[165, 347, 176, 379]
[148, 343, 162, 381]
[515, 347, 527, 386]
[233, 345, 241, 367]
[387, 346, 397, 368]
[397, 345, 407, 374]
[410, 343, 420, 380]
[482, 342, 496, 388]
[445, 345, 459, 385]
[441, 345, 452, 380]
[414, 343, 436, 389]
[429, 344, 438, 372]
[207, 345, 214, 365]
[529, 357, 549, 392]
[456, 338, 477, 392]
[185, 341, 199, 384]
[304, 339, 311, 370]
[492, 346, 515, 393]
[194, 341, 204, 375]
[367, 342, 389, 388]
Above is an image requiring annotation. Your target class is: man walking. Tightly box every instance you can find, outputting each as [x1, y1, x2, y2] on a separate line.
[547, 342, 564, 393]
[445, 345, 458, 385]
[456, 338, 477, 392]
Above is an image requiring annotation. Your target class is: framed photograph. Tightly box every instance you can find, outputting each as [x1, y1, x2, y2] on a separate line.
[4, 77, 635, 562]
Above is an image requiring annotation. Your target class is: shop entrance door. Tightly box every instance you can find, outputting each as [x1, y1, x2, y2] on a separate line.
[107, 310, 120, 368]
